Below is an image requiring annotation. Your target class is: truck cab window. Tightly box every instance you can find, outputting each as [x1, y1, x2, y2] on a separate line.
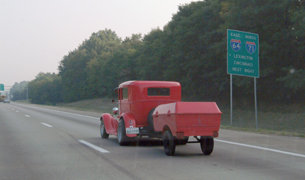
[122, 88, 128, 100]
[147, 88, 170, 96]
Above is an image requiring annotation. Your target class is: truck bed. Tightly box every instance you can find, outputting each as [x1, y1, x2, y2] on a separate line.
[152, 102, 222, 137]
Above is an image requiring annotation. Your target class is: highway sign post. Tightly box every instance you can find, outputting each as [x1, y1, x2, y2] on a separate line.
[227, 29, 259, 128]
[0, 84, 4, 91]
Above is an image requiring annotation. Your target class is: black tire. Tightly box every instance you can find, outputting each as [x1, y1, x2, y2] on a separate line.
[200, 136, 214, 155]
[117, 119, 129, 146]
[147, 108, 156, 132]
[175, 136, 189, 145]
[100, 120, 109, 139]
[163, 130, 176, 156]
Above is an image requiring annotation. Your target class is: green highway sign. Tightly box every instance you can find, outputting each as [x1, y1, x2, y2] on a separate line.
[227, 29, 259, 77]
[0, 84, 4, 91]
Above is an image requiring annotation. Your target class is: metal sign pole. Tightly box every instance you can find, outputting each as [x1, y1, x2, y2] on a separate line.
[230, 74, 233, 126]
[254, 77, 258, 129]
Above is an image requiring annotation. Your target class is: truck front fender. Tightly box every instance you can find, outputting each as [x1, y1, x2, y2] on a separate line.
[101, 113, 117, 135]
[120, 113, 137, 137]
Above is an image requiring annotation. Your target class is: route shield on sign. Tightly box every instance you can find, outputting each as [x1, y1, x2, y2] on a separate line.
[230, 39, 241, 52]
[246, 41, 256, 54]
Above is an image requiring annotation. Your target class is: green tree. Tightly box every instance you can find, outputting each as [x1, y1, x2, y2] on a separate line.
[98, 34, 143, 95]
[161, 0, 227, 99]
[29, 72, 63, 104]
[10, 81, 28, 101]
[59, 29, 121, 102]
[137, 28, 167, 80]
[59, 49, 88, 102]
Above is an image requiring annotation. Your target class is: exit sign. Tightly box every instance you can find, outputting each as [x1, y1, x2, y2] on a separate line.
[227, 29, 259, 78]
[0, 84, 4, 91]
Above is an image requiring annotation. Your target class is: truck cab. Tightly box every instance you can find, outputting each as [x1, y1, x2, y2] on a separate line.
[100, 81, 182, 143]
[117, 81, 181, 133]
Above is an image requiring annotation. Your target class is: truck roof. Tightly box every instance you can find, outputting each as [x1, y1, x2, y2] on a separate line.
[118, 81, 180, 88]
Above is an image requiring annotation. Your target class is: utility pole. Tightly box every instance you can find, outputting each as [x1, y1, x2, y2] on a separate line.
[26, 85, 28, 100]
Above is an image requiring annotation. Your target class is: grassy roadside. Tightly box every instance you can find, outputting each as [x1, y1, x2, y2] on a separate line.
[16, 98, 305, 138]
[218, 102, 305, 137]
[56, 98, 115, 113]
[15, 98, 115, 113]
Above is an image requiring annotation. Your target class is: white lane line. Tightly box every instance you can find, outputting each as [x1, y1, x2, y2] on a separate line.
[79, 140, 109, 153]
[41, 123, 53, 128]
[25, 115, 30, 117]
[57, 111, 99, 120]
[215, 139, 305, 158]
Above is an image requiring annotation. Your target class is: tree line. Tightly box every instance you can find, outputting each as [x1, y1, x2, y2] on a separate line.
[12, 0, 305, 105]
[10, 81, 28, 101]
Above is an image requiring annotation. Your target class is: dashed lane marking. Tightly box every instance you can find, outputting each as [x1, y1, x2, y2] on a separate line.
[79, 140, 109, 153]
[41, 123, 53, 128]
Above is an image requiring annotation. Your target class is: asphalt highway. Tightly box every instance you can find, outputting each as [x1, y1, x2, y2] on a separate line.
[1, 102, 305, 180]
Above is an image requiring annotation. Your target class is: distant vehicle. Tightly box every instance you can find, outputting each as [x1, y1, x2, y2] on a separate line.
[3, 99, 10, 103]
[100, 81, 222, 156]
[0, 95, 6, 102]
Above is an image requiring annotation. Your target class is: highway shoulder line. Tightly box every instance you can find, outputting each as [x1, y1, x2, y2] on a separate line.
[15, 104, 99, 120]
[215, 139, 305, 158]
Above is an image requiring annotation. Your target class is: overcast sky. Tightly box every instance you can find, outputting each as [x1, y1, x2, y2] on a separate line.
[0, 0, 197, 91]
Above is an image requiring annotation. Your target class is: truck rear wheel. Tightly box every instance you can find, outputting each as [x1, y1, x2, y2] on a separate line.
[117, 119, 129, 146]
[163, 130, 176, 156]
[200, 136, 214, 155]
[100, 120, 109, 139]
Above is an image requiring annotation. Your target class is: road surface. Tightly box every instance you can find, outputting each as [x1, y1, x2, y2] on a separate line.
[1, 102, 305, 180]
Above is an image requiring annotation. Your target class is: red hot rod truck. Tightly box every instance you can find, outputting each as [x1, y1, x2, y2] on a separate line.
[100, 81, 222, 156]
